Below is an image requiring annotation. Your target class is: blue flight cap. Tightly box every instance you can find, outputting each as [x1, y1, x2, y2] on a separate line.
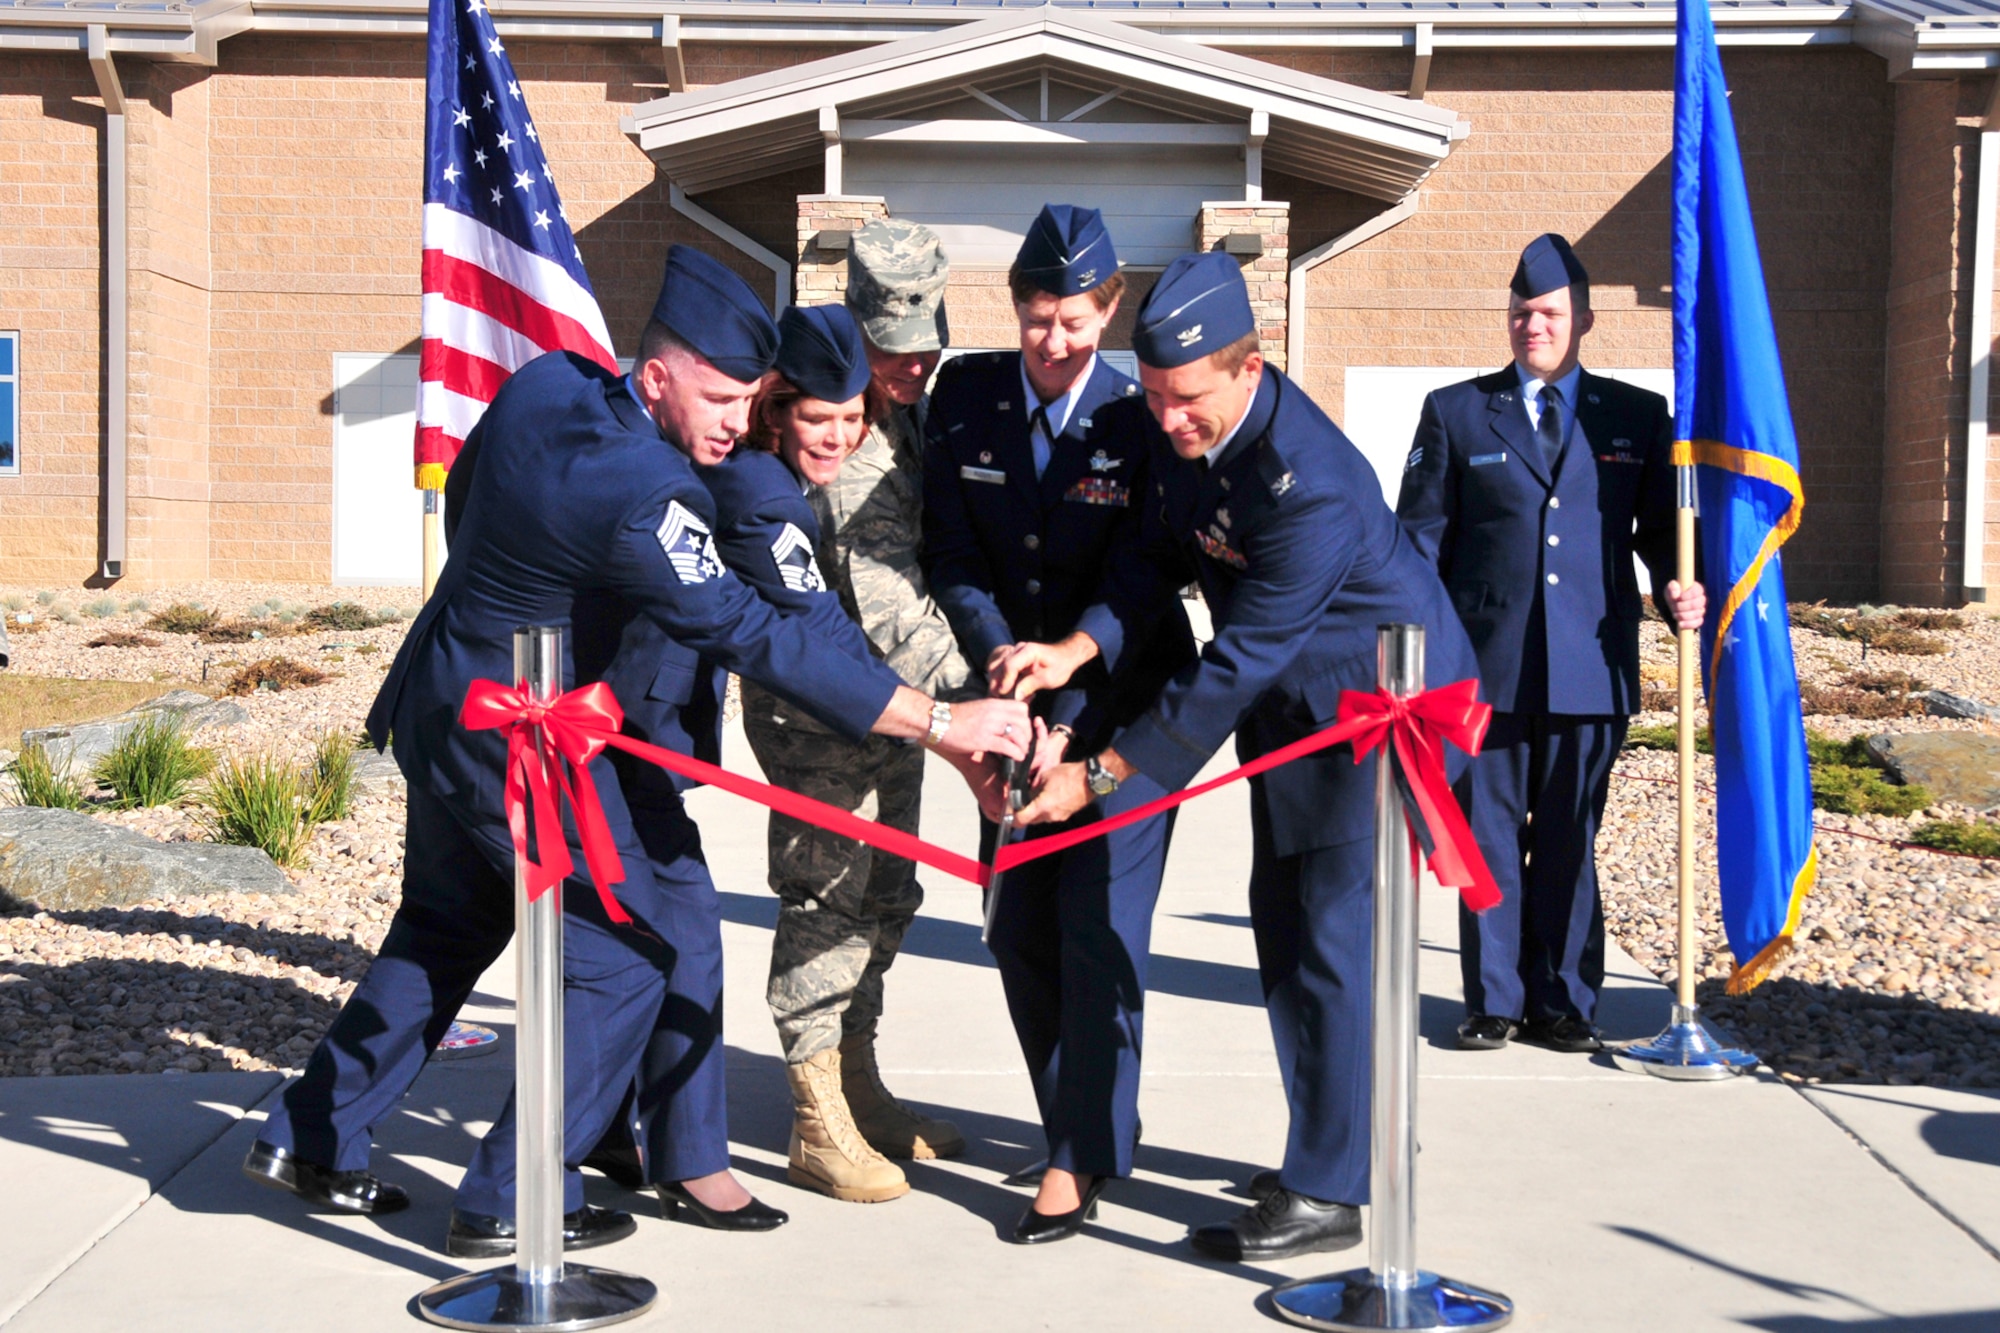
[1013, 203, 1119, 298]
[1510, 233, 1590, 302]
[1131, 252, 1255, 369]
[775, 304, 873, 404]
[650, 244, 780, 381]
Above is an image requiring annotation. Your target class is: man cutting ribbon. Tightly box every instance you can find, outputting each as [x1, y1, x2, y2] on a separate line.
[245, 246, 1027, 1257]
[994, 252, 1485, 1263]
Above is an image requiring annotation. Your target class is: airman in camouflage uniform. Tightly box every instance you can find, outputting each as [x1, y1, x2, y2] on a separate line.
[743, 219, 976, 1199]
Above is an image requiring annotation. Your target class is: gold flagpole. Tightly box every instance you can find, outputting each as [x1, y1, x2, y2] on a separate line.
[1613, 457, 1755, 1078]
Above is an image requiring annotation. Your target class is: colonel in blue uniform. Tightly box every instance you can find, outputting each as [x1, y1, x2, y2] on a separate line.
[922, 204, 1195, 1244]
[1397, 234, 1705, 1053]
[244, 247, 1028, 1253]
[998, 252, 1479, 1262]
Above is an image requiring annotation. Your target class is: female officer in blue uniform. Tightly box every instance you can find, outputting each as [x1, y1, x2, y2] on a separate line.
[922, 204, 1194, 1244]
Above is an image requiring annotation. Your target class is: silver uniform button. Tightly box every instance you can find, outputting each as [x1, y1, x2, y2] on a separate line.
[1024, 534, 1041, 551]
[1549, 496, 1561, 510]
[1547, 573, 1560, 585]
[1026, 579, 1042, 595]
[1547, 534, 1560, 547]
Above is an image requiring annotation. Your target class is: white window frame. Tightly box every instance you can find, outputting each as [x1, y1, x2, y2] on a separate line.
[0, 330, 18, 476]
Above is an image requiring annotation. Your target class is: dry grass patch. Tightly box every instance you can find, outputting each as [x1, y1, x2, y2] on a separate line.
[223, 657, 328, 697]
[0, 676, 171, 749]
[86, 631, 163, 650]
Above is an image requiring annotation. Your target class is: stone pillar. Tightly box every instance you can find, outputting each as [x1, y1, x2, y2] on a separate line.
[1197, 201, 1291, 372]
[796, 194, 888, 307]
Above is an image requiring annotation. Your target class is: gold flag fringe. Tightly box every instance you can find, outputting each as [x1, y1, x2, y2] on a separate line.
[416, 462, 449, 491]
[1725, 845, 1818, 994]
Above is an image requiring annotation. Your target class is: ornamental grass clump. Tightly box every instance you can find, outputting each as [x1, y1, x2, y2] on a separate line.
[82, 596, 118, 618]
[224, 657, 328, 696]
[203, 753, 313, 868]
[94, 714, 213, 809]
[8, 743, 87, 810]
[1907, 819, 2000, 858]
[305, 601, 393, 632]
[303, 731, 357, 825]
[146, 602, 219, 636]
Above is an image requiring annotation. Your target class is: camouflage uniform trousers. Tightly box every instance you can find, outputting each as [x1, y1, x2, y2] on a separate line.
[742, 680, 927, 1064]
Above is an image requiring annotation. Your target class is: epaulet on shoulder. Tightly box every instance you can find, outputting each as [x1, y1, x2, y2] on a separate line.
[1254, 436, 1300, 499]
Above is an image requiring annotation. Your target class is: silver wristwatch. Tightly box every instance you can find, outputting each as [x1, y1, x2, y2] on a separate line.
[925, 699, 952, 747]
[1085, 754, 1121, 797]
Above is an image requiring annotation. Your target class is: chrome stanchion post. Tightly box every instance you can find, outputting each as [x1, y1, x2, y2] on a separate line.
[1271, 624, 1513, 1332]
[1611, 463, 1756, 1082]
[418, 627, 657, 1333]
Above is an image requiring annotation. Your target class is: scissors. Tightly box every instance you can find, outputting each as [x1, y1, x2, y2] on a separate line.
[981, 755, 1034, 945]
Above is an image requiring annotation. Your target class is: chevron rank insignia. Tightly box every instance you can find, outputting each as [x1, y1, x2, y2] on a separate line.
[769, 521, 826, 593]
[1196, 526, 1247, 570]
[657, 500, 725, 585]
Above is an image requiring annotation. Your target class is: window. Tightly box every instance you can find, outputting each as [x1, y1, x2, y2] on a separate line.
[0, 332, 17, 475]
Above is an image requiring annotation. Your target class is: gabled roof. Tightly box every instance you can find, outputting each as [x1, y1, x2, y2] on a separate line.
[625, 7, 1468, 200]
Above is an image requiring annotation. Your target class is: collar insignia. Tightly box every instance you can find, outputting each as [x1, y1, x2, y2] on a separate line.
[1271, 471, 1296, 497]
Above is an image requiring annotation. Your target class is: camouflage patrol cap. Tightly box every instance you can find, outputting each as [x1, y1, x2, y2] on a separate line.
[845, 218, 950, 354]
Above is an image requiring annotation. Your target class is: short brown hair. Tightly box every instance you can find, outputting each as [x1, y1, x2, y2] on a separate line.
[744, 373, 886, 454]
[1007, 266, 1127, 311]
[1208, 331, 1261, 376]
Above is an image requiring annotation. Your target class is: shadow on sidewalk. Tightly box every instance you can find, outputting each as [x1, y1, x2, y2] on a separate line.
[1738, 1313, 2000, 1331]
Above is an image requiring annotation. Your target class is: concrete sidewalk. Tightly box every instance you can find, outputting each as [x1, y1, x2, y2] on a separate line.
[3, 726, 1997, 1331]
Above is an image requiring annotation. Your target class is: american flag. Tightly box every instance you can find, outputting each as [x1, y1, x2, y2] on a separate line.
[415, 0, 615, 489]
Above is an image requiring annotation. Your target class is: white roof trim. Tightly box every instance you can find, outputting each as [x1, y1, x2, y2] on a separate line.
[626, 8, 1467, 201]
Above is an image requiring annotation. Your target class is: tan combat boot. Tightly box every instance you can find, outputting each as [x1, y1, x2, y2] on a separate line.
[840, 1032, 967, 1160]
[786, 1049, 909, 1203]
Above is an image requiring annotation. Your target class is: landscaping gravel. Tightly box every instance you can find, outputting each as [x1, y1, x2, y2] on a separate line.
[0, 585, 1996, 1086]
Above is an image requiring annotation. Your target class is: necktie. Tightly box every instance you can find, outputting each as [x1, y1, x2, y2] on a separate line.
[1536, 384, 1564, 466]
[1030, 404, 1053, 479]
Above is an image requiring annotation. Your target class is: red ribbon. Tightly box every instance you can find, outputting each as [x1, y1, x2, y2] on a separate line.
[457, 676, 1501, 920]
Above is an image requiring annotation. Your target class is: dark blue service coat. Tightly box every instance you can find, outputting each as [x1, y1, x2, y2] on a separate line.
[1395, 365, 1677, 716]
[923, 352, 1193, 749]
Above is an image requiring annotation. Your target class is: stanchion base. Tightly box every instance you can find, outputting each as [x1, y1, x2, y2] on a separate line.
[416, 1265, 657, 1331]
[1271, 1269, 1512, 1331]
[1610, 1004, 1759, 1081]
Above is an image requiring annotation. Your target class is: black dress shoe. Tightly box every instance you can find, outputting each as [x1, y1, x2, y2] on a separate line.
[656, 1182, 788, 1232]
[1246, 1168, 1282, 1201]
[581, 1144, 647, 1191]
[1522, 1015, 1603, 1053]
[1010, 1175, 1111, 1245]
[242, 1141, 409, 1216]
[1190, 1189, 1363, 1262]
[445, 1204, 636, 1259]
[1456, 1014, 1519, 1051]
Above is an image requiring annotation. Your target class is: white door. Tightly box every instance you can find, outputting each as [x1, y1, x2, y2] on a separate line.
[332, 354, 430, 586]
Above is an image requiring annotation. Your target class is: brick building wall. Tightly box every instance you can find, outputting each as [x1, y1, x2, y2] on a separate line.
[1290, 47, 1895, 603]
[0, 32, 1988, 600]
[0, 53, 107, 585]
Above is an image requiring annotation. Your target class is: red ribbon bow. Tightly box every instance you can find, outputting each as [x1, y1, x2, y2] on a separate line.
[459, 678, 633, 925]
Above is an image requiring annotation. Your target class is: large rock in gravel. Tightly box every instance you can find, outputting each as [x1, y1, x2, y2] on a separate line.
[0, 808, 290, 910]
[21, 689, 249, 773]
[1918, 690, 2000, 723]
[1863, 732, 2000, 811]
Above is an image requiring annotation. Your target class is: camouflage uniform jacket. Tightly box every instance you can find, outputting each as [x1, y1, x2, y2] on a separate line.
[808, 398, 975, 724]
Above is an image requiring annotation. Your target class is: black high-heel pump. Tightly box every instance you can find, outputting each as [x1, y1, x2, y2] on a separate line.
[1011, 1174, 1110, 1244]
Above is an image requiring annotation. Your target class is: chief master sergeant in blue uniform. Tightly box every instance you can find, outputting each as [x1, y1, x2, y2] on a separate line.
[243, 246, 1029, 1254]
[995, 252, 1480, 1262]
[1396, 234, 1706, 1054]
[922, 204, 1195, 1244]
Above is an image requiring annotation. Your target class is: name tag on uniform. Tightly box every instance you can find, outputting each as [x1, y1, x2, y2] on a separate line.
[961, 466, 1007, 485]
[1064, 477, 1130, 507]
[1469, 451, 1508, 467]
[1597, 440, 1643, 465]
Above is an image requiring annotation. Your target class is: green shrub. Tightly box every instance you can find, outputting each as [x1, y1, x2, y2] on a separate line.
[122, 597, 150, 614]
[1906, 819, 2000, 858]
[34, 591, 55, 606]
[94, 715, 214, 809]
[304, 601, 392, 632]
[8, 743, 87, 809]
[375, 605, 404, 622]
[1805, 731, 1932, 817]
[1626, 724, 1713, 754]
[81, 596, 118, 618]
[146, 603, 219, 635]
[303, 731, 356, 824]
[1, 595, 23, 612]
[202, 753, 311, 868]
